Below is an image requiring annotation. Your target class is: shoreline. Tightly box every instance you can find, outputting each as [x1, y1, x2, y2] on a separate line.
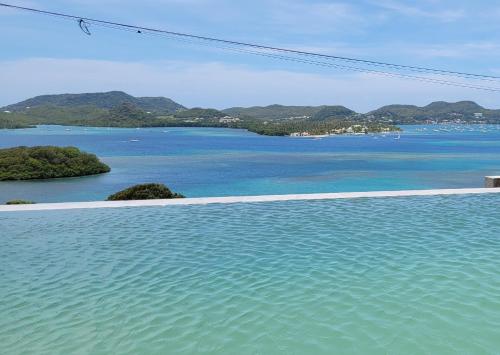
[1, 187, 499, 212]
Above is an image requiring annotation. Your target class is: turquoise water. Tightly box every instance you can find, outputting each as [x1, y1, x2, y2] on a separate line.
[2, 194, 500, 354]
[1, 124, 500, 202]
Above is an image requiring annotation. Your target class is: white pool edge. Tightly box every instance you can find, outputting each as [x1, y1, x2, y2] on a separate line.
[1, 188, 500, 212]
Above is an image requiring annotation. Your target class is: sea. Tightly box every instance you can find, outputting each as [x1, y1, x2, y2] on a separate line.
[0, 124, 499, 202]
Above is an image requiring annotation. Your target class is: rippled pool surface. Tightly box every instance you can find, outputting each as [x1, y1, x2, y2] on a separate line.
[2, 194, 500, 354]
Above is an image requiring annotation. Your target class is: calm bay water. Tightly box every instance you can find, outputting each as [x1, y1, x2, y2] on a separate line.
[2, 194, 500, 354]
[1, 124, 500, 202]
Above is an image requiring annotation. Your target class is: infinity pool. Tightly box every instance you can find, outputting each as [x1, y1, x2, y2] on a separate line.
[2, 194, 500, 354]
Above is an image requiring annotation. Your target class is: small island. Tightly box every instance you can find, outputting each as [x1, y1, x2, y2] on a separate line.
[0, 146, 110, 181]
[5, 200, 36, 205]
[107, 183, 185, 201]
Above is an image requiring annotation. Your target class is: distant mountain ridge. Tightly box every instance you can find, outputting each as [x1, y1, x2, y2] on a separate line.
[2, 91, 185, 114]
[368, 101, 500, 123]
[2, 92, 500, 132]
[223, 104, 357, 121]
[3, 92, 500, 122]
[223, 105, 326, 120]
[224, 101, 500, 123]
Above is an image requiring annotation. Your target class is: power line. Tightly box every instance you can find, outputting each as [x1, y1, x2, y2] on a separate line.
[1, 2, 498, 80]
[2, 1, 500, 92]
[73, 19, 500, 92]
[74, 19, 500, 92]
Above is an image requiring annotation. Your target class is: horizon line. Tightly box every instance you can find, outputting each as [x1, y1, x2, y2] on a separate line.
[1, 188, 499, 212]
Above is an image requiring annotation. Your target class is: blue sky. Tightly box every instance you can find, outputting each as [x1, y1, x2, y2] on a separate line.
[1, 0, 500, 111]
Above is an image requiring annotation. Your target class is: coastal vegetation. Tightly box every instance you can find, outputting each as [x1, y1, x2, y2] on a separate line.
[3, 92, 499, 136]
[5, 200, 36, 205]
[242, 120, 396, 136]
[0, 112, 34, 129]
[0, 146, 110, 181]
[107, 183, 185, 200]
[0, 117, 32, 129]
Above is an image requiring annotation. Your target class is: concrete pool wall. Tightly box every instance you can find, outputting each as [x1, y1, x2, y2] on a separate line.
[1, 188, 500, 212]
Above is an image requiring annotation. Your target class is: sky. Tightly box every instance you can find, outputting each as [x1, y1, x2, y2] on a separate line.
[1, 0, 500, 112]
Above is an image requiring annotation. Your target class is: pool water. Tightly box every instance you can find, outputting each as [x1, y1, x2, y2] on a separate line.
[1, 124, 500, 202]
[2, 194, 500, 354]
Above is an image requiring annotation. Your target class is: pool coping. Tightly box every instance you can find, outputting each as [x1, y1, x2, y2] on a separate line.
[1, 188, 500, 212]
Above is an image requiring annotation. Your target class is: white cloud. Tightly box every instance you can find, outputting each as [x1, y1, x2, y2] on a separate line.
[269, 1, 368, 33]
[401, 41, 500, 59]
[372, 0, 465, 22]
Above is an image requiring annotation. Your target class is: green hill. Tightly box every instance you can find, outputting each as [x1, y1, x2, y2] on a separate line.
[0, 92, 186, 127]
[223, 105, 327, 120]
[91, 103, 158, 127]
[369, 101, 500, 123]
[174, 107, 226, 119]
[6, 105, 107, 125]
[2, 91, 185, 115]
[310, 106, 356, 121]
[0, 112, 33, 129]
